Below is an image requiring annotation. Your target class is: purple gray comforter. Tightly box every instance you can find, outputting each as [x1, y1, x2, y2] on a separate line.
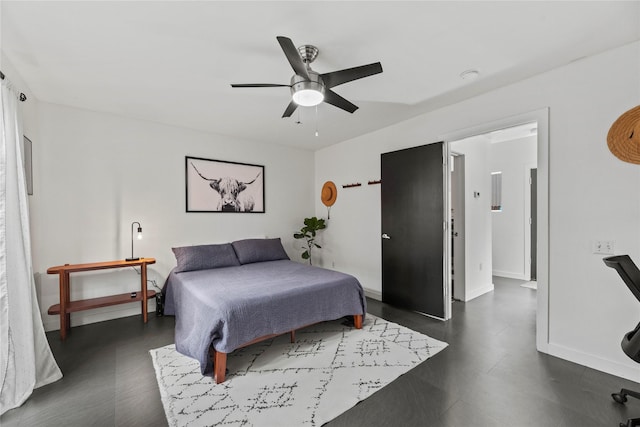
[163, 260, 366, 375]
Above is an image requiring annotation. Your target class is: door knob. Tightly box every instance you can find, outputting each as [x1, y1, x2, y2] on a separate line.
[382, 233, 391, 239]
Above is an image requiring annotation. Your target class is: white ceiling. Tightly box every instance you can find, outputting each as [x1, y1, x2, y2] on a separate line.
[2, 1, 639, 150]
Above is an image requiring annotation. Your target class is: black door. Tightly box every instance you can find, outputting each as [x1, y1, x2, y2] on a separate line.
[381, 142, 445, 318]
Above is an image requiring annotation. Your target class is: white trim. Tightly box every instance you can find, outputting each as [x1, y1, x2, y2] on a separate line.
[547, 343, 640, 382]
[463, 283, 495, 302]
[535, 108, 550, 354]
[492, 270, 528, 281]
[443, 142, 451, 320]
[43, 319, 58, 332]
[363, 288, 382, 301]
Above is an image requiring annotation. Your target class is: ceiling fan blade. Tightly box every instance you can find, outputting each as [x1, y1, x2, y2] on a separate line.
[277, 36, 311, 80]
[321, 62, 383, 89]
[282, 100, 298, 118]
[323, 90, 358, 113]
[230, 83, 290, 88]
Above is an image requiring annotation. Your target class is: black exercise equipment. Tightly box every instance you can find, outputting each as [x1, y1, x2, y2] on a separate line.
[603, 255, 640, 427]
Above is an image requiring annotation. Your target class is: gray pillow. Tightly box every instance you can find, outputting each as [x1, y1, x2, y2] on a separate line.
[231, 238, 289, 265]
[172, 243, 240, 272]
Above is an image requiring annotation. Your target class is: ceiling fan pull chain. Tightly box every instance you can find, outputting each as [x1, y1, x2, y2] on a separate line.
[315, 105, 319, 137]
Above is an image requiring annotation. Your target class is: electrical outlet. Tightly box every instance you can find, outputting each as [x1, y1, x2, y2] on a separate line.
[603, 240, 615, 254]
[593, 240, 615, 255]
[592, 241, 603, 253]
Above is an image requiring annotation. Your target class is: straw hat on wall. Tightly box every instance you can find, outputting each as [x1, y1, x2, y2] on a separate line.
[321, 181, 337, 207]
[607, 105, 640, 165]
[321, 181, 337, 219]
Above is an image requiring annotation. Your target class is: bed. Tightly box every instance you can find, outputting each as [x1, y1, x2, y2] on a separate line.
[163, 238, 366, 383]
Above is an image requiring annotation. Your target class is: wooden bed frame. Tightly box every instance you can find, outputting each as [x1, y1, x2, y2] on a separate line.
[210, 314, 363, 383]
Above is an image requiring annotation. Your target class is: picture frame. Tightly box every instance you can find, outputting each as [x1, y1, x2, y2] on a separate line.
[186, 156, 265, 213]
[23, 135, 33, 195]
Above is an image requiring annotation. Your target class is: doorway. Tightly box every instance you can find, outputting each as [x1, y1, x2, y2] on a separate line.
[443, 108, 549, 352]
[448, 123, 537, 299]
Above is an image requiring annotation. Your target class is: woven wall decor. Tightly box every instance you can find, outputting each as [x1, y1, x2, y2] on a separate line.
[607, 105, 640, 164]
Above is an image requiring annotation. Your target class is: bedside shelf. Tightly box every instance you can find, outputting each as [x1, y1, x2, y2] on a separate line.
[47, 258, 156, 340]
[48, 290, 157, 314]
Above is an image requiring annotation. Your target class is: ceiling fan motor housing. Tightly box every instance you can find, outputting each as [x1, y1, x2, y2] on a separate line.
[298, 45, 319, 64]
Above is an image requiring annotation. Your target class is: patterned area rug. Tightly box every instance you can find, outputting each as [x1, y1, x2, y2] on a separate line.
[150, 315, 447, 427]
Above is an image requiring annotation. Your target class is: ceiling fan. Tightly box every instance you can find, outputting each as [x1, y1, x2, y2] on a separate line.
[231, 36, 383, 118]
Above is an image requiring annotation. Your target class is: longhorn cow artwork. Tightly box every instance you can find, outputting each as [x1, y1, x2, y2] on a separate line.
[186, 156, 264, 213]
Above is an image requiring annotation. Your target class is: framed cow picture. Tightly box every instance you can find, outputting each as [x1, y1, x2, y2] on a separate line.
[186, 156, 265, 213]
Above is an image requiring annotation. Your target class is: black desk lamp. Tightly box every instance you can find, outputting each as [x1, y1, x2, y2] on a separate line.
[126, 221, 142, 261]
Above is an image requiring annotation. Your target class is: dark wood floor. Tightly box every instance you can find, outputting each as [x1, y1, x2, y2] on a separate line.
[2, 277, 639, 426]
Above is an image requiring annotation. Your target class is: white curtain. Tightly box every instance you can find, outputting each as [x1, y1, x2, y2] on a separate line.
[0, 78, 62, 415]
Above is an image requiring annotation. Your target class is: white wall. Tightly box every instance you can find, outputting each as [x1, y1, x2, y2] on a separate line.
[315, 41, 640, 381]
[26, 103, 314, 331]
[450, 135, 494, 301]
[491, 135, 537, 279]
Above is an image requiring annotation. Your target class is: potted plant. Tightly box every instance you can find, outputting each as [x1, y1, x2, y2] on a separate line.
[293, 216, 326, 265]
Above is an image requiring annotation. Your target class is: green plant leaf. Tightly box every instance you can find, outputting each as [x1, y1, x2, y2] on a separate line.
[295, 217, 327, 265]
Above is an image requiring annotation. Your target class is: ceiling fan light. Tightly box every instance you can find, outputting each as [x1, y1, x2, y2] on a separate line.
[292, 89, 324, 106]
[291, 80, 325, 107]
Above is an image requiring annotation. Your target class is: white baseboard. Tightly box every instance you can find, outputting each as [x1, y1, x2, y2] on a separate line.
[493, 270, 528, 281]
[43, 318, 58, 332]
[363, 288, 382, 301]
[547, 342, 640, 383]
[464, 283, 495, 302]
